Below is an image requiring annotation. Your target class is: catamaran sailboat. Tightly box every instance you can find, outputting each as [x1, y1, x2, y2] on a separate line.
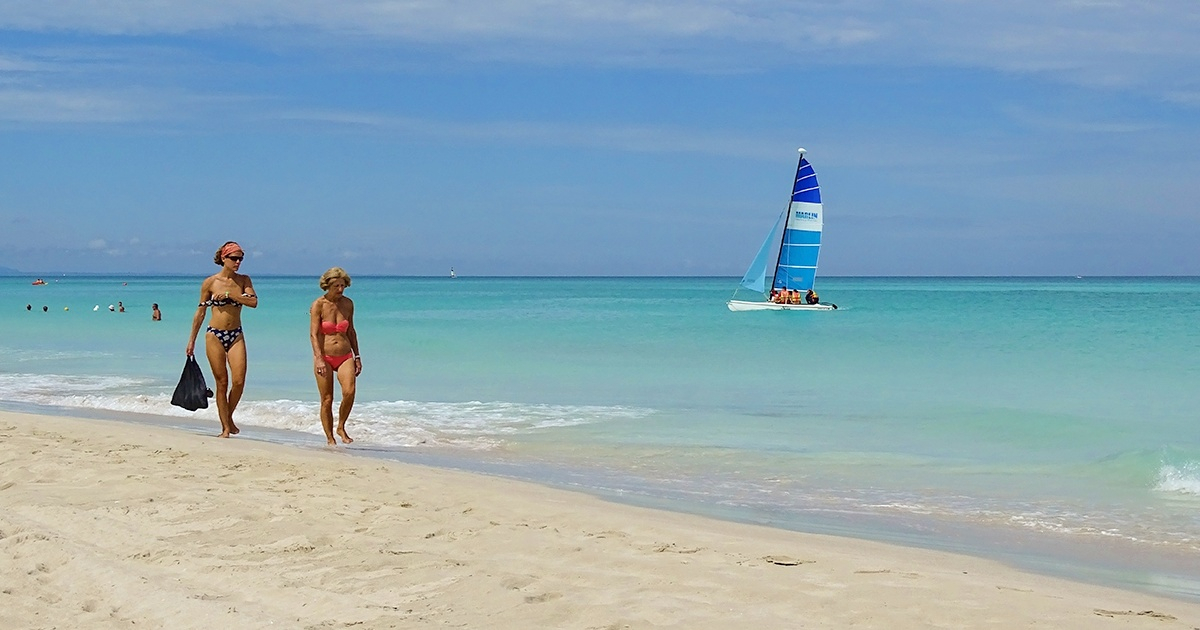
[728, 148, 836, 311]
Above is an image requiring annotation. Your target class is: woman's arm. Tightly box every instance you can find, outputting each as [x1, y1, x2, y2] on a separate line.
[236, 275, 258, 308]
[310, 299, 326, 374]
[346, 299, 362, 375]
[186, 278, 212, 356]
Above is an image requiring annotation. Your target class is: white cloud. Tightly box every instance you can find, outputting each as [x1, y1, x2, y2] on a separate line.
[0, 54, 53, 72]
[1, 1, 1196, 145]
[999, 105, 1160, 134]
[0, 83, 268, 124]
[88, 238, 106, 249]
[0, 89, 144, 123]
[0, 1, 847, 41]
[1164, 90, 1200, 107]
[276, 108, 781, 158]
[2, 1, 1196, 84]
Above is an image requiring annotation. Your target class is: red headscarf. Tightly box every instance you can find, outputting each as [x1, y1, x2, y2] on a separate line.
[220, 242, 243, 258]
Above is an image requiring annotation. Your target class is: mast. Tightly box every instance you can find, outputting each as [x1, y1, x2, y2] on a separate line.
[770, 148, 807, 293]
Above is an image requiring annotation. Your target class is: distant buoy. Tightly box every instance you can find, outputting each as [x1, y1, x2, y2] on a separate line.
[93, 305, 100, 311]
[64, 307, 69, 311]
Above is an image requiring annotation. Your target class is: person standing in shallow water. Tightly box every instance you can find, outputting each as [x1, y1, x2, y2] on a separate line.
[186, 241, 257, 438]
[309, 267, 361, 445]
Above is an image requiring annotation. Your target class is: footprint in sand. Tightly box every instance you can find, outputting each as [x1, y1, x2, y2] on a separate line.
[763, 555, 815, 566]
[586, 529, 629, 539]
[501, 576, 536, 590]
[524, 592, 563, 604]
[1093, 609, 1176, 620]
[651, 543, 703, 554]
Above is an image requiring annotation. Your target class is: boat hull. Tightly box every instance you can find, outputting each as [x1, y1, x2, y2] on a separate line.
[727, 300, 835, 312]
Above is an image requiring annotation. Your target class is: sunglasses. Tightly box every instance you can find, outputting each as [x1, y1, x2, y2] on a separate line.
[226, 255, 244, 262]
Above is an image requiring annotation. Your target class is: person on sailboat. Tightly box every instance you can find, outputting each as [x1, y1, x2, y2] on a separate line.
[805, 289, 819, 305]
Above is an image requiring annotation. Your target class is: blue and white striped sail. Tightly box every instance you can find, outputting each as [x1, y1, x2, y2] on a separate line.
[773, 153, 822, 292]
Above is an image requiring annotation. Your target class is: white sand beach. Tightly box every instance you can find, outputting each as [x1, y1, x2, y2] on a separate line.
[3, 410, 1199, 629]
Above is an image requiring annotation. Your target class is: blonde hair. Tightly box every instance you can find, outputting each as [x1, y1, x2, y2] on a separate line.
[319, 267, 352, 290]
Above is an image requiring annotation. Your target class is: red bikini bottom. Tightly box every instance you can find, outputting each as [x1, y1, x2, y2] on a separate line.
[324, 353, 354, 370]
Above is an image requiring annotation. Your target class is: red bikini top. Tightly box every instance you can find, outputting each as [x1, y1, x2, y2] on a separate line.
[320, 320, 349, 335]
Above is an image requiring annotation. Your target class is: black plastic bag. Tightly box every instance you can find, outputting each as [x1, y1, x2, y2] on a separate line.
[171, 355, 212, 411]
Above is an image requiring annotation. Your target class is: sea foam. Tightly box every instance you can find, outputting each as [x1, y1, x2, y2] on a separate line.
[1157, 462, 1200, 496]
[0, 371, 651, 449]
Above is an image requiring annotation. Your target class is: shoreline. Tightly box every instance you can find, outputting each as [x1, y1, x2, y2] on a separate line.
[8, 400, 1200, 604]
[4, 410, 1200, 628]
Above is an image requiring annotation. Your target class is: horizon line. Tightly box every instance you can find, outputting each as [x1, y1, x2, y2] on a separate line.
[7, 272, 1200, 280]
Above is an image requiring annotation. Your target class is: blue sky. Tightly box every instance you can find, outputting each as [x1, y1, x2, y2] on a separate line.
[2, 1, 1198, 276]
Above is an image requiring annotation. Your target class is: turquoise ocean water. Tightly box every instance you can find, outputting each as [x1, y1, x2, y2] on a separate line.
[3, 275, 1199, 598]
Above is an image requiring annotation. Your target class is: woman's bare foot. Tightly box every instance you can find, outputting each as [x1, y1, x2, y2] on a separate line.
[229, 424, 240, 435]
[337, 429, 353, 444]
[217, 430, 231, 438]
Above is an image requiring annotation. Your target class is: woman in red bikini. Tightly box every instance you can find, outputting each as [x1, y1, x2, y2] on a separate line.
[186, 241, 258, 438]
[310, 267, 361, 445]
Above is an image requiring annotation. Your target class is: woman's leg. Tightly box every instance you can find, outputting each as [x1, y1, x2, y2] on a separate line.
[315, 361, 337, 445]
[334, 360, 357, 444]
[224, 337, 247, 435]
[204, 333, 234, 438]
